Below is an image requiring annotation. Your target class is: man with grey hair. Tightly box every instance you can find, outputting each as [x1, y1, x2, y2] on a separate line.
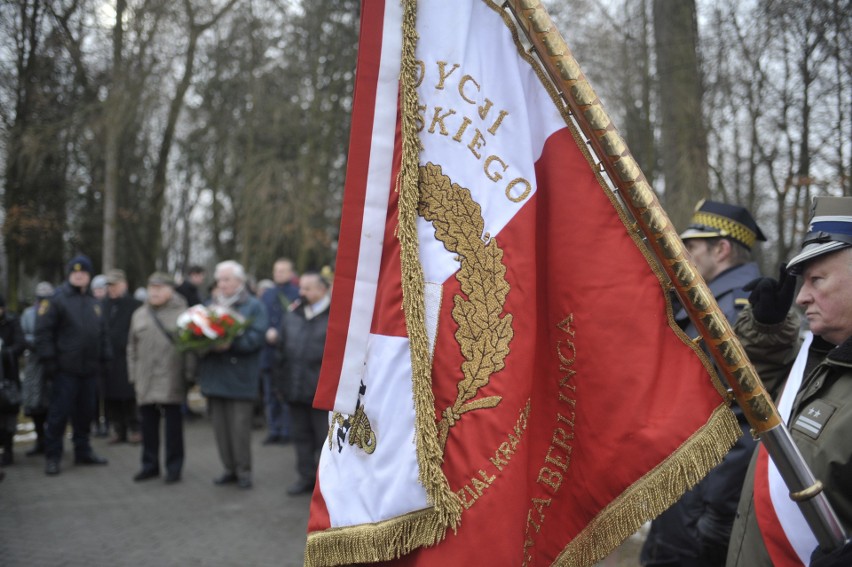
[727, 197, 852, 567]
[198, 260, 268, 489]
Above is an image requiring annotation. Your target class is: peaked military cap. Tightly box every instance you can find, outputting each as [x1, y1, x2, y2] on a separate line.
[787, 197, 852, 274]
[679, 199, 766, 251]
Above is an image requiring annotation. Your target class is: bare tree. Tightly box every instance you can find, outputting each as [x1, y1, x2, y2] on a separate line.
[653, 0, 709, 230]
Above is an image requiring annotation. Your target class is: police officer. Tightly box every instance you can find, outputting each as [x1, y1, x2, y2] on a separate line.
[36, 255, 112, 475]
[642, 200, 769, 567]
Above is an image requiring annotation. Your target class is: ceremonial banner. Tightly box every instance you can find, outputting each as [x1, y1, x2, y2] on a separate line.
[306, 1, 741, 565]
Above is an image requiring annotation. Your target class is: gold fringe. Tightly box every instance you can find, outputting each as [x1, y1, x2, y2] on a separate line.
[398, 0, 463, 533]
[554, 404, 742, 566]
[304, 508, 448, 567]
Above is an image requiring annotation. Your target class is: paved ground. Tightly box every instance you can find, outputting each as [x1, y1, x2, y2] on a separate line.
[0, 397, 643, 566]
[1, 396, 310, 567]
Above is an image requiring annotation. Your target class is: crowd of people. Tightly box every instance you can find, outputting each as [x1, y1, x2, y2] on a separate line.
[0, 256, 331, 496]
[0, 196, 851, 566]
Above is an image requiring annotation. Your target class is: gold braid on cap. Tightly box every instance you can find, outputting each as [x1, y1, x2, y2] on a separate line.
[692, 212, 757, 249]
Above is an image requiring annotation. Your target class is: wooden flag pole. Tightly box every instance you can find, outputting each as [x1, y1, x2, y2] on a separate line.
[504, 0, 846, 551]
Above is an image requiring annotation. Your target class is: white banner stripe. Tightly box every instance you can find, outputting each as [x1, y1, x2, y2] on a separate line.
[334, 0, 403, 412]
[767, 331, 816, 565]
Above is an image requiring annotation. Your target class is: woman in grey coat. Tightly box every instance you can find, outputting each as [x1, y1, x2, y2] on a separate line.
[127, 273, 190, 483]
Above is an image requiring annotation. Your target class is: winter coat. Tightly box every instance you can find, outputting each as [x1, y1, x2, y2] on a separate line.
[273, 298, 329, 405]
[104, 293, 142, 400]
[197, 292, 268, 401]
[0, 313, 26, 415]
[35, 281, 111, 377]
[260, 282, 300, 370]
[20, 305, 50, 414]
[727, 307, 852, 566]
[642, 262, 769, 566]
[127, 293, 190, 405]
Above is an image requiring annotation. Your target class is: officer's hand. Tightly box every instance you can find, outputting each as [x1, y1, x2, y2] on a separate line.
[810, 538, 852, 567]
[743, 264, 796, 324]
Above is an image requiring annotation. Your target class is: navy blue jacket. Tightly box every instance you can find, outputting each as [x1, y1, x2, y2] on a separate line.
[198, 293, 268, 401]
[34, 282, 112, 377]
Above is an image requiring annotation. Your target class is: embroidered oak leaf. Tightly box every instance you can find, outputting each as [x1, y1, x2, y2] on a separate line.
[418, 162, 514, 451]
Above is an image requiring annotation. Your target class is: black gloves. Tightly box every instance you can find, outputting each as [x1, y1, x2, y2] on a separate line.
[811, 539, 852, 567]
[743, 264, 796, 325]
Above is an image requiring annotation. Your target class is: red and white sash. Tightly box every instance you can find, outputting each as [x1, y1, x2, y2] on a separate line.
[754, 331, 817, 566]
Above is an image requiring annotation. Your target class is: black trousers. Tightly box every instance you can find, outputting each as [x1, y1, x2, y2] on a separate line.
[289, 402, 328, 482]
[106, 398, 139, 438]
[138, 403, 184, 477]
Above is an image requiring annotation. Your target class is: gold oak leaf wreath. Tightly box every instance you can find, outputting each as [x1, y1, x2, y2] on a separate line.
[418, 162, 514, 452]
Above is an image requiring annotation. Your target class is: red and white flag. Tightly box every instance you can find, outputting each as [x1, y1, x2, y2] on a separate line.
[306, 1, 740, 565]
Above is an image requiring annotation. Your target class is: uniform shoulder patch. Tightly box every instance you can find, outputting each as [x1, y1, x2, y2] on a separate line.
[38, 299, 50, 316]
[791, 400, 836, 440]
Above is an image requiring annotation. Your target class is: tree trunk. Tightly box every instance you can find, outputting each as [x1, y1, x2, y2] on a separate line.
[653, 0, 709, 230]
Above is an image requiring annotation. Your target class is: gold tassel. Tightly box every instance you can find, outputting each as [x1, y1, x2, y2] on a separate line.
[554, 405, 741, 566]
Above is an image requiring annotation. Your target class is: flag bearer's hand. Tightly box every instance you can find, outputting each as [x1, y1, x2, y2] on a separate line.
[810, 538, 852, 567]
[743, 264, 796, 324]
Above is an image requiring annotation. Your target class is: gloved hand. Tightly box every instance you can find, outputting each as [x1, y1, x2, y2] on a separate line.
[743, 264, 796, 324]
[810, 538, 852, 567]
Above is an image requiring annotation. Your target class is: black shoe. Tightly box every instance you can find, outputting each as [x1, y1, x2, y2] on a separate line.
[279, 435, 291, 445]
[133, 469, 160, 482]
[0, 452, 12, 467]
[286, 478, 315, 496]
[237, 476, 253, 489]
[262, 434, 281, 446]
[45, 460, 61, 476]
[165, 473, 181, 484]
[75, 452, 108, 465]
[213, 472, 238, 485]
[26, 445, 45, 457]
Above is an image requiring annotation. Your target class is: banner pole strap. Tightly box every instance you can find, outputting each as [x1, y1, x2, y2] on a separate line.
[503, 0, 846, 550]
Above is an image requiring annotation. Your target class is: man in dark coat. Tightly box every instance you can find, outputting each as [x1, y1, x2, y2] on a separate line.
[36, 255, 112, 475]
[260, 258, 300, 445]
[0, 294, 26, 466]
[641, 201, 770, 567]
[175, 265, 205, 307]
[104, 269, 142, 444]
[274, 271, 331, 496]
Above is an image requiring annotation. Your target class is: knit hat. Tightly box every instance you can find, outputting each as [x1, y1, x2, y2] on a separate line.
[67, 255, 94, 276]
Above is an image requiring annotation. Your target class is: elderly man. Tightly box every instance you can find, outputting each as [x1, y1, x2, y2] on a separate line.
[127, 273, 190, 484]
[726, 197, 852, 567]
[642, 200, 769, 567]
[198, 260, 268, 489]
[274, 271, 331, 496]
[36, 255, 111, 475]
